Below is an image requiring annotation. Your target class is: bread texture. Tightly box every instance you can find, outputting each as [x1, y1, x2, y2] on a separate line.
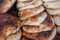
[22, 12, 47, 26]
[17, 0, 36, 7]
[21, 36, 33, 40]
[0, 0, 16, 14]
[22, 27, 56, 40]
[6, 30, 21, 40]
[53, 15, 60, 26]
[0, 14, 20, 40]
[42, 0, 59, 2]
[47, 8, 60, 15]
[22, 15, 54, 33]
[19, 6, 44, 20]
[17, 0, 42, 10]
[56, 26, 60, 33]
[44, 1, 60, 9]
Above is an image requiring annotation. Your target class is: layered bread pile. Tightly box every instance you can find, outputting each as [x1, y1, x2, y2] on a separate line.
[17, 0, 56, 40]
[43, 0, 60, 34]
[0, 0, 21, 40]
[0, 0, 60, 40]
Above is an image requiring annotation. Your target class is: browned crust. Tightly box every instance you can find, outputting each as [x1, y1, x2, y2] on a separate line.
[22, 28, 55, 40]
[6, 30, 21, 40]
[21, 36, 33, 40]
[0, 13, 18, 40]
[42, 14, 54, 29]
[0, 0, 16, 13]
[23, 12, 47, 23]
[22, 15, 54, 33]
[19, 6, 44, 20]
[17, 0, 36, 4]
[53, 33, 60, 40]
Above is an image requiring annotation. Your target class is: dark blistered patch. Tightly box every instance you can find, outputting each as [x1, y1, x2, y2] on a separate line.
[37, 30, 51, 38]
[46, 15, 52, 25]
[0, 14, 17, 31]
[43, 15, 53, 27]
[0, 0, 3, 3]
[6, 20, 15, 26]
[0, 21, 7, 30]
[53, 33, 60, 40]
[42, 31, 50, 37]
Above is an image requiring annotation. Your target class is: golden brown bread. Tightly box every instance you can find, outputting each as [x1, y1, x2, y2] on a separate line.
[19, 6, 44, 20]
[0, 14, 20, 40]
[17, 0, 36, 8]
[22, 14, 54, 33]
[17, 0, 42, 10]
[22, 12, 47, 26]
[6, 30, 21, 40]
[22, 27, 56, 40]
[0, 0, 16, 14]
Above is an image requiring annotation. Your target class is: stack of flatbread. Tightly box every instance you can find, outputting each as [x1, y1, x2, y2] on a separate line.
[43, 0, 60, 34]
[17, 0, 56, 40]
